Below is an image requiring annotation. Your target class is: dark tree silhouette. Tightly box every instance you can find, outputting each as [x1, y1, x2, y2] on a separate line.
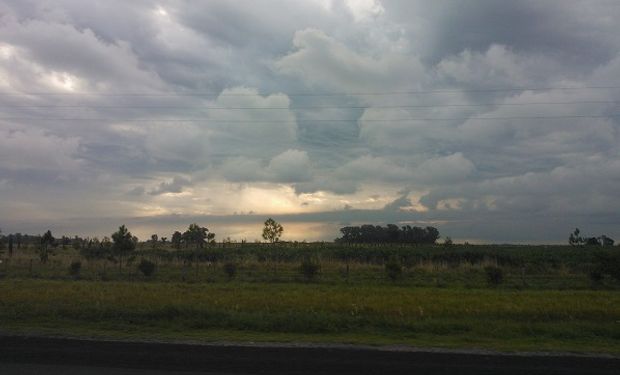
[336, 224, 440, 244]
[150, 234, 158, 249]
[183, 223, 215, 249]
[569, 228, 583, 246]
[81, 236, 112, 261]
[8, 234, 14, 257]
[15, 233, 22, 249]
[38, 230, 56, 263]
[171, 231, 183, 249]
[111, 225, 136, 272]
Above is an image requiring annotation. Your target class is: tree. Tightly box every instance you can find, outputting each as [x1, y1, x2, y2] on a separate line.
[72, 235, 82, 250]
[171, 231, 183, 249]
[569, 228, 584, 246]
[335, 224, 440, 244]
[150, 234, 158, 249]
[15, 233, 21, 249]
[38, 230, 56, 263]
[182, 223, 215, 249]
[423, 226, 440, 244]
[599, 235, 615, 247]
[262, 218, 284, 243]
[111, 225, 136, 272]
[8, 234, 14, 257]
[80, 236, 112, 261]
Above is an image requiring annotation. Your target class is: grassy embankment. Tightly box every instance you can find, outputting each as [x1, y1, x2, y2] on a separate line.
[1, 279, 619, 354]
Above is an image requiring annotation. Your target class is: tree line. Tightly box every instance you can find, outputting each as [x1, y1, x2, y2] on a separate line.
[569, 228, 614, 247]
[336, 224, 440, 244]
[0, 218, 285, 263]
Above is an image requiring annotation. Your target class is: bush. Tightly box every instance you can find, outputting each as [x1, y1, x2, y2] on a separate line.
[223, 262, 237, 279]
[595, 252, 620, 281]
[300, 257, 321, 281]
[589, 269, 604, 285]
[484, 266, 504, 286]
[138, 259, 156, 277]
[68, 261, 81, 278]
[385, 257, 403, 281]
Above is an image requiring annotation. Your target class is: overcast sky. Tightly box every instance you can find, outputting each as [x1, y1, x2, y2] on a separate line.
[1, 0, 620, 243]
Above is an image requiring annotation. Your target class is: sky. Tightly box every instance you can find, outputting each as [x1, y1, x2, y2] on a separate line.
[1, 0, 620, 243]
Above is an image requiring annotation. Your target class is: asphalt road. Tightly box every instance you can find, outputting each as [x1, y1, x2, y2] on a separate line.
[0, 363, 231, 375]
[1, 335, 618, 375]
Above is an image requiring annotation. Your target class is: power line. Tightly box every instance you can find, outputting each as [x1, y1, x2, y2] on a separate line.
[1, 100, 619, 110]
[1, 85, 620, 97]
[1, 114, 618, 122]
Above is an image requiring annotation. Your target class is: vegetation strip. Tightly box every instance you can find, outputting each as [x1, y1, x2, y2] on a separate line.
[1, 280, 618, 353]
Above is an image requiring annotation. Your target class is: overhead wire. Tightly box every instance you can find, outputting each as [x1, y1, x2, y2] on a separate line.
[0, 85, 619, 97]
[0, 114, 618, 123]
[0, 100, 619, 110]
[1, 86, 618, 123]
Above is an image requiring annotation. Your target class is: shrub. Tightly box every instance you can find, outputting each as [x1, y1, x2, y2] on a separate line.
[300, 257, 321, 281]
[589, 269, 604, 285]
[68, 261, 81, 278]
[385, 257, 403, 281]
[595, 252, 620, 281]
[138, 259, 156, 277]
[223, 262, 237, 279]
[484, 266, 504, 286]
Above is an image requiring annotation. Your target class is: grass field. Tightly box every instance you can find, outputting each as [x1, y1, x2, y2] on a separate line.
[1, 244, 619, 290]
[1, 244, 619, 353]
[1, 279, 619, 353]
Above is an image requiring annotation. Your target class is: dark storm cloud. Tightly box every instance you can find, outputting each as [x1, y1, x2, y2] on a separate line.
[385, 0, 620, 67]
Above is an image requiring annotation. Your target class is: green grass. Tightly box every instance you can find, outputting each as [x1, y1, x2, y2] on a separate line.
[2, 252, 615, 290]
[1, 279, 619, 354]
[1, 244, 618, 353]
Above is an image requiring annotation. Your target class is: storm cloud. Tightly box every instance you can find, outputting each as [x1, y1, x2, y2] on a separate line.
[1, 0, 619, 242]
